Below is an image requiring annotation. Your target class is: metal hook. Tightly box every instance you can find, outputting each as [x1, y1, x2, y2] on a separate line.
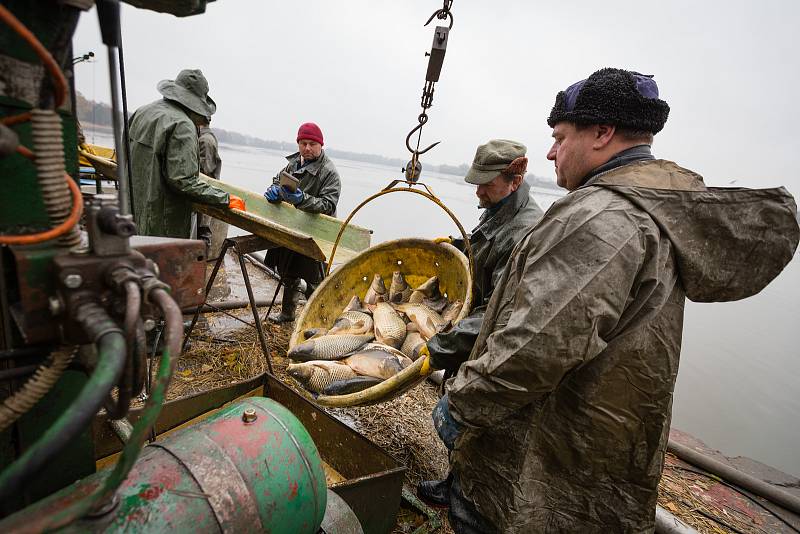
[424, 9, 454, 29]
[405, 120, 440, 156]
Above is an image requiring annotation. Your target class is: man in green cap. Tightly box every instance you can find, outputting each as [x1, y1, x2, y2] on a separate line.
[128, 68, 242, 239]
[431, 68, 798, 533]
[417, 139, 544, 508]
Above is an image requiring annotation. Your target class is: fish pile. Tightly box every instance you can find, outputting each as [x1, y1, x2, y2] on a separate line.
[287, 272, 463, 396]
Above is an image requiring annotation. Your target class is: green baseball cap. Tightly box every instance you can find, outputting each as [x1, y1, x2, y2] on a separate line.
[464, 139, 527, 185]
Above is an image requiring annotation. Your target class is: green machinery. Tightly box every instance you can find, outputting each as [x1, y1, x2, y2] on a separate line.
[0, 2, 348, 532]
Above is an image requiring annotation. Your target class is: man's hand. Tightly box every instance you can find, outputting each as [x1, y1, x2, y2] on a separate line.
[228, 195, 246, 211]
[433, 236, 453, 245]
[264, 185, 281, 203]
[432, 394, 462, 450]
[281, 185, 304, 205]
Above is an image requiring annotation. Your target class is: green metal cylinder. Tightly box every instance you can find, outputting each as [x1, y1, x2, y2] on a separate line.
[2, 397, 327, 533]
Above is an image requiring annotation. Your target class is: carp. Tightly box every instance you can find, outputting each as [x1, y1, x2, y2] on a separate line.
[409, 275, 441, 303]
[363, 274, 387, 305]
[302, 327, 328, 341]
[322, 375, 383, 396]
[442, 299, 463, 324]
[342, 343, 413, 379]
[373, 302, 406, 348]
[400, 331, 426, 360]
[343, 295, 368, 313]
[287, 361, 357, 394]
[288, 333, 374, 362]
[389, 271, 413, 303]
[394, 303, 447, 340]
[328, 310, 374, 336]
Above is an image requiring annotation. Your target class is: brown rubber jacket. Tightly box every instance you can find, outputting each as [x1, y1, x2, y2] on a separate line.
[446, 159, 799, 533]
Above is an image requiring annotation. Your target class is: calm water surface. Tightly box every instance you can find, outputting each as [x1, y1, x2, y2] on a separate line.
[96, 134, 800, 477]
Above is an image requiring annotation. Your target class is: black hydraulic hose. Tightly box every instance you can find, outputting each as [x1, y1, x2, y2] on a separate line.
[667, 439, 800, 516]
[106, 281, 140, 419]
[0, 305, 125, 502]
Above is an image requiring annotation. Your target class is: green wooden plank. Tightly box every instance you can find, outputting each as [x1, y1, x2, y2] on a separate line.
[200, 175, 371, 255]
[80, 152, 372, 263]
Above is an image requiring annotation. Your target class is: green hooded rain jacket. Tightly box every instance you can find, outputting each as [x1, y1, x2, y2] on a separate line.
[128, 99, 229, 238]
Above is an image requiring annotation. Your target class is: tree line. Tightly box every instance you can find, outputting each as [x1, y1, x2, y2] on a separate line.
[75, 93, 557, 188]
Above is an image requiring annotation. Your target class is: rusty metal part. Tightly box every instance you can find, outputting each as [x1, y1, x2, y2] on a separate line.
[2, 397, 328, 533]
[130, 235, 206, 309]
[241, 408, 257, 424]
[85, 194, 135, 257]
[150, 431, 264, 531]
[265, 374, 406, 534]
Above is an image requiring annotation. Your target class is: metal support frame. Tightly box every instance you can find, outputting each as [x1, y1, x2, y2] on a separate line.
[183, 235, 277, 375]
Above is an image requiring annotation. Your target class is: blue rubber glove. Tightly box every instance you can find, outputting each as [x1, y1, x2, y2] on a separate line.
[264, 184, 281, 203]
[281, 185, 304, 205]
[432, 394, 463, 451]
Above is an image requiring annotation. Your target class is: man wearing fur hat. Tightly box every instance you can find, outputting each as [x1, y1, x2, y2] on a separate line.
[128, 69, 243, 239]
[263, 122, 341, 323]
[431, 68, 799, 533]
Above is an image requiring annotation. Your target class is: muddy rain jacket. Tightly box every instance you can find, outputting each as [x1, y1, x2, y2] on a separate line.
[446, 159, 799, 533]
[429, 180, 544, 372]
[128, 99, 229, 238]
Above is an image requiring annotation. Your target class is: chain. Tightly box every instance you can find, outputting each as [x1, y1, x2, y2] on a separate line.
[403, 1, 454, 182]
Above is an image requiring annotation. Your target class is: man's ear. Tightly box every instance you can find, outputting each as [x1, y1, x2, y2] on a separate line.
[593, 124, 616, 149]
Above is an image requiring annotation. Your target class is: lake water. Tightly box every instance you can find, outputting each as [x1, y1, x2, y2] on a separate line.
[94, 134, 800, 477]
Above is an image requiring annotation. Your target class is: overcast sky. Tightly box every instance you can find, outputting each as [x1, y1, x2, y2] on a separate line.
[73, 0, 798, 195]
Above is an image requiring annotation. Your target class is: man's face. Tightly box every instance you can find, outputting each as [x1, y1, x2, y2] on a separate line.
[546, 122, 597, 191]
[298, 139, 322, 160]
[476, 174, 521, 209]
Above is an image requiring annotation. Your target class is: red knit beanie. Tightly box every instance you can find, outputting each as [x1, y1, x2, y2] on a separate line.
[296, 122, 324, 146]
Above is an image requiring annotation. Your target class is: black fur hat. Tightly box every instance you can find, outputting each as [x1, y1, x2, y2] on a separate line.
[547, 68, 670, 134]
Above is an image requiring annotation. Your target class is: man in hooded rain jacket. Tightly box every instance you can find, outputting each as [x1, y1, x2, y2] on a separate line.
[128, 69, 242, 239]
[417, 139, 544, 507]
[263, 122, 341, 323]
[432, 68, 799, 533]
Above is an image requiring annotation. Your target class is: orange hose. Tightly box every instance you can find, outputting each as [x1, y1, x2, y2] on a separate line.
[1, 112, 32, 127]
[16, 145, 34, 160]
[0, 4, 68, 110]
[0, 172, 83, 246]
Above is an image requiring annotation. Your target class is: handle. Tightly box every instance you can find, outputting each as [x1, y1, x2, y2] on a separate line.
[326, 180, 474, 280]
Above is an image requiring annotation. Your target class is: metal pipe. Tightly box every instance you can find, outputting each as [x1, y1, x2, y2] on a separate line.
[181, 298, 273, 314]
[667, 439, 800, 515]
[0, 322, 125, 501]
[96, 0, 130, 216]
[655, 505, 699, 534]
[106, 49, 129, 216]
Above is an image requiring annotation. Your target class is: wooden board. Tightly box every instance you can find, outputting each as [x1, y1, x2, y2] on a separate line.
[197, 175, 371, 264]
[80, 150, 371, 263]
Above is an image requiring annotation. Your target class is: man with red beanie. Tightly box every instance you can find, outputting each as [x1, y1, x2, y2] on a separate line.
[264, 122, 341, 323]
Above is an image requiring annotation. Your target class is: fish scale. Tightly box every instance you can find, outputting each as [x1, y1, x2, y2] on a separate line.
[373, 302, 406, 348]
[288, 334, 374, 361]
[394, 303, 447, 339]
[329, 311, 373, 335]
[308, 363, 357, 393]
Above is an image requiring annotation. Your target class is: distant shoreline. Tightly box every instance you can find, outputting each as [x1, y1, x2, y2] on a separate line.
[80, 120, 562, 192]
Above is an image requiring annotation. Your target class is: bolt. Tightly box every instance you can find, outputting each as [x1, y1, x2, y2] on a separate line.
[48, 296, 63, 316]
[143, 319, 156, 331]
[242, 408, 258, 424]
[63, 273, 83, 289]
